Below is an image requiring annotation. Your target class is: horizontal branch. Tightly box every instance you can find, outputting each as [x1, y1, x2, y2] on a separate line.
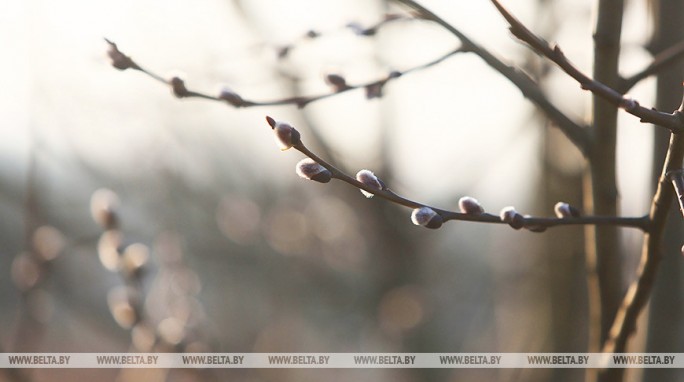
[619, 39, 684, 93]
[105, 38, 464, 109]
[393, 0, 590, 157]
[489, 0, 684, 134]
[272, 118, 649, 232]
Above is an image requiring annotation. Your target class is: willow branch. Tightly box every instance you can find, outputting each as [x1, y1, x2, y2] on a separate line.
[489, 0, 684, 134]
[619, 39, 684, 93]
[274, 120, 650, 231]
[603, 131, 684, 354]
[393, 0, 590, 156]
[277, 13, 420, 58]
[105, 38, 464, 109]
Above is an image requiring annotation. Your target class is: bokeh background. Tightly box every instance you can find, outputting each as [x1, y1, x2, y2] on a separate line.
[0, 0, 681, 381]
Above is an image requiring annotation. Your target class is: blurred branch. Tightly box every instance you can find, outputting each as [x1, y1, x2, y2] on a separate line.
[603, 132, 684, 354]
[619, 39, 684, 92]
[392, 0, 590, 156]
[105, 38, 465, 108]
[488, 0, 684, 134]
[276, 12, 421, 58]
[268, 117, 650, 232]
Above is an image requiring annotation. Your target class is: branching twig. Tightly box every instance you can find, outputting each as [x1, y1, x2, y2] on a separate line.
[105, 38, 465, 109]
[268, 116, 650, 232]
[488, 0, 684, 134]
[392, 0, 590, 156]
[619, 39, 684, 93]
[603, 131, 684, 354]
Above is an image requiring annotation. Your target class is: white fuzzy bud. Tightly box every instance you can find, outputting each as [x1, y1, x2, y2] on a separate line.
[355, 169, 384, 198]
[500, 206, 524, 230]
[266, 116, 300, 151]
[554, 202, 578, 218]
[295, 158, 332, 183]
[411, 207, 443, 229]
[459, 196, 484, 215]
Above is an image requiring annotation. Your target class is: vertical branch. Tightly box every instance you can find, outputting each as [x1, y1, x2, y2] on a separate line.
[584, 0, 624, 364]
[644, 3, 684, 382]
[603, 132, 684, 353]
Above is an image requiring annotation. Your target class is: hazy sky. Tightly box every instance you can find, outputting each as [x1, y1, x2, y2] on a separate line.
[0, 0, 656, 217]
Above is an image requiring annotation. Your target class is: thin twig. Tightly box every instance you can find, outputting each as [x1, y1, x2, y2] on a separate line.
[488, 0, 684, 134]
[619, 39, 684, 93]
[291, 130, 649, 231]
[105, 38, 465, 109]
[276, 13, 421, 58]
[392, 0, 590, 156]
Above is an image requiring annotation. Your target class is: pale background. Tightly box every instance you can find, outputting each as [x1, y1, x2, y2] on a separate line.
[0, 0, 668, 381]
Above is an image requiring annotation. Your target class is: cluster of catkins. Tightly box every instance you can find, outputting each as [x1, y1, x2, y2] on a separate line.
[268, 116, 580, 230]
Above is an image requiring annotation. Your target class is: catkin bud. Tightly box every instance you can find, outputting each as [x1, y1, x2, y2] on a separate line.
[90, 188, 120, 229]
[170, 76, 189, 98]
[295, 158, 332, 183]
[325, 74, 349, 92]
[355, 169, 384, 198]
[554, 202, 580, 218]
[459, 196, 484, 215]
[218, 88, 244, 107]
[500, 206, 524, 230]
[411, 207, 443, 229]
[365, 83, 384, 99]
[266, 116, 300, 150]
[105, 39, 137, 71]
[121, 243, 149, 277]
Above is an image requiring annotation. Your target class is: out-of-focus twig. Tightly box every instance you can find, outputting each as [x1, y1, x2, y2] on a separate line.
[392, 0, 590, 156]
[105, 38, 465, 108]
[619, 39, 684, 92]
[487, 0, 684, 134]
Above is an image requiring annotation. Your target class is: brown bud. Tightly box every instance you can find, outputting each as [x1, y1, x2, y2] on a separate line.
[218, 88, 244, 107]
[170, 76, 189, 98]
[105, 39, 138, 71]
[365, 83, 384, 99]
[325, 74, 349, 92]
